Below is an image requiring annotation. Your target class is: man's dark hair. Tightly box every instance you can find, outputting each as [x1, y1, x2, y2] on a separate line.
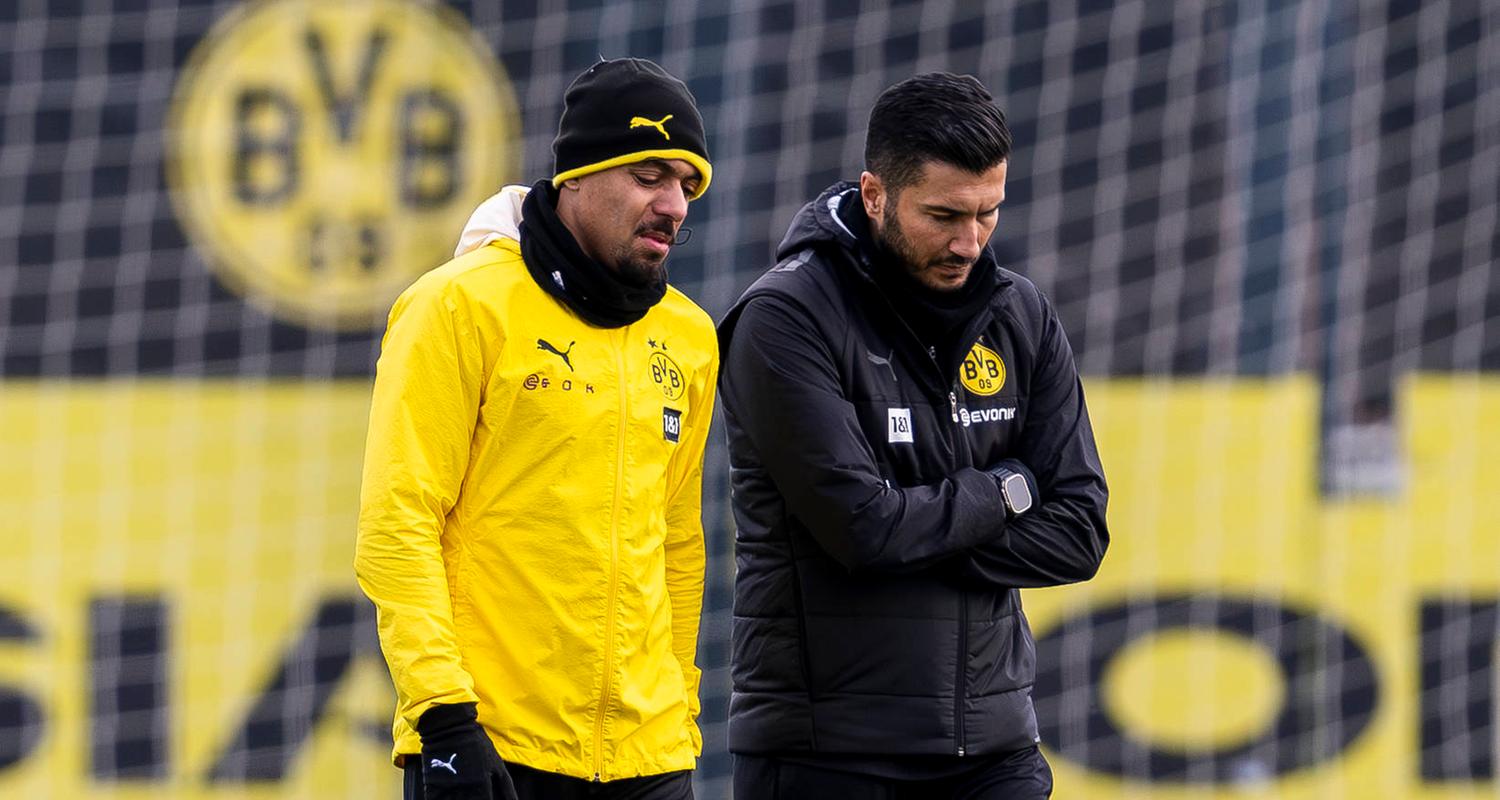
[864, 73, 1012, 192]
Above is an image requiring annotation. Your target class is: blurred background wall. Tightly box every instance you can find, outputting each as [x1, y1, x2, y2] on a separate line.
[1, 1, 1497, 797]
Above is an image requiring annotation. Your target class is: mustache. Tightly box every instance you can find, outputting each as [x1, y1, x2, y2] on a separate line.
[635, 217, 677, 241]
[923, 255, 975, 270]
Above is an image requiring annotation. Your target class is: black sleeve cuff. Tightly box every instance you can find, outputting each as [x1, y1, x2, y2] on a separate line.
[416, 702, 479, 738]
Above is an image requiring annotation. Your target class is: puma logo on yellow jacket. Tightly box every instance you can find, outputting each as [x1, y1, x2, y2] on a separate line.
[356, 185, 716, 781]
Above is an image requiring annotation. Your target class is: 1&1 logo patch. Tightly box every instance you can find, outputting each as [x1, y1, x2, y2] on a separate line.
[887, 408, 914, 444]
[663, 407, 682, 442]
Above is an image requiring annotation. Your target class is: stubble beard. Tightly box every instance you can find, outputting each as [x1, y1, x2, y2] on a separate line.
[609, 218, 675, 288]
[611, 249, 667, 288]
[878, 205, 974, 292]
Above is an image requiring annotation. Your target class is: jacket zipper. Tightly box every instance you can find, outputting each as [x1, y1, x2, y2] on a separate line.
[593, 332, 628, 781]
[952, 379, 969, 756]
[932, 346, 975, 756]
[957, 595, 969, 757]
[945, 376, 971, 756]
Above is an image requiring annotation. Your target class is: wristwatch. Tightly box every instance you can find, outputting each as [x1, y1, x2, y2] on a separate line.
[991, 465, 1034, 516]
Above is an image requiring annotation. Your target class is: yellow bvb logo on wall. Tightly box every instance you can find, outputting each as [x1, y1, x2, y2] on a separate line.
[167, 0, 518, 329]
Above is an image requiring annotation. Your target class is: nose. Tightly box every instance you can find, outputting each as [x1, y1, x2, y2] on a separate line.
[652, 182, 689, 224]
[950, 220, 983, 262]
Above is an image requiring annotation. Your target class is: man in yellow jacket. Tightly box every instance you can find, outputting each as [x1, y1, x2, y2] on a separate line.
[356, 58, 717, 800]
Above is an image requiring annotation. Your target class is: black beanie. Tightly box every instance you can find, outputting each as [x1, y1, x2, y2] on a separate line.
[551, 58, 712, 199]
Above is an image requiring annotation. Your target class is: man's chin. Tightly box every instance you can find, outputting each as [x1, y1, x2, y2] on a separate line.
[920, 266, 971, 291]
[616, 255, 668, 287]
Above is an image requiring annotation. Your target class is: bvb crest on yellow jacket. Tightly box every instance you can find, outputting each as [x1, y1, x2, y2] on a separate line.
[166, 0, 518, 330]
[961, 340, 1006, 396]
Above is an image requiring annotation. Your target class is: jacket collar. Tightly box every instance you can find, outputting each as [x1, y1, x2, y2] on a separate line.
[778, 181, 1014, 294]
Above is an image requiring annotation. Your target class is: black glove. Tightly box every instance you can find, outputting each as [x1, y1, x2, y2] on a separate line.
[986, 458, 1038, 518]
[417, 703, 519, 800]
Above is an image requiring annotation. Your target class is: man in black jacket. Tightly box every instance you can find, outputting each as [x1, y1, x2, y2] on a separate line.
[718, 73, 1109, 798]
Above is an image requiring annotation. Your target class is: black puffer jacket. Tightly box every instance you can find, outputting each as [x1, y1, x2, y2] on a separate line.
[719, 182, 1109, 758]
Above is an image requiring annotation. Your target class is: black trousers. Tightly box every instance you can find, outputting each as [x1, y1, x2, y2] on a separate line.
[403, 760, 693, 800]
[732, 747, 1053, 800]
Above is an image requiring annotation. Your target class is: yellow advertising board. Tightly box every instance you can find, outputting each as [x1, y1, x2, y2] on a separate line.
[1026, 375, 1500, 799]
[1, 377, 1496, 797]
[0, 382, 396, 798]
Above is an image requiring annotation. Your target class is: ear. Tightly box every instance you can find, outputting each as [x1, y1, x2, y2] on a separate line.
[561, 178, 582, 192]
[859, 171, 884, 218]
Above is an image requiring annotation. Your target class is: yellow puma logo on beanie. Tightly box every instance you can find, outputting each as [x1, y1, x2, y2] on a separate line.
[629, 114, 673, 140]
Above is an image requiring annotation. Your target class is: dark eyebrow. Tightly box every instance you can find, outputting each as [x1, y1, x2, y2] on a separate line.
[919, 200, 1004, 216]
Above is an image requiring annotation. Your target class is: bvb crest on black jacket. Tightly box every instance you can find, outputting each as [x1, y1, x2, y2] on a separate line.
[718, 182, 1109, 759]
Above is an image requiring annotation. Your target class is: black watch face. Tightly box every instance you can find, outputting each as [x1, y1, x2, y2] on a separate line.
[1005, 473, 1033, 513]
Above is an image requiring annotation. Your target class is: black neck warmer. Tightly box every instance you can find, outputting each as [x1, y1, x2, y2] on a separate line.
[518, 180, 667, 328]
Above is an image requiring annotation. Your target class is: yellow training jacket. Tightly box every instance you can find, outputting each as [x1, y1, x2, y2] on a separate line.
[355, 186, 717, 781]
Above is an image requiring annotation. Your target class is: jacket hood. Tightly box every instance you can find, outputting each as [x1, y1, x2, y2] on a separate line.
[774, 180, 1008, 283]
[775, 181, 863, 262]
[773, 181, 1014, 293]
[454, 184, 530, 257]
